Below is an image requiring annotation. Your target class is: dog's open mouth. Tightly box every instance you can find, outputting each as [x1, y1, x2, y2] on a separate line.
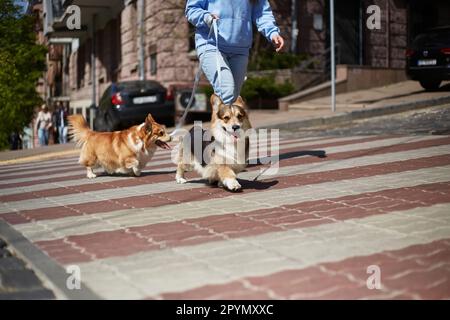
[222, 126, 240, 140]
[155, 139, 171, 150]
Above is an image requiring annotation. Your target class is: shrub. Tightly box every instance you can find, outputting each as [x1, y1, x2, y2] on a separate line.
[248, 51, 309, 71]
[200, 75, 294, 109]
[240, 75, 294, 101]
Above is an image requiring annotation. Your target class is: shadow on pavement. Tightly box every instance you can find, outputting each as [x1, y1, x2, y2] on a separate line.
[94, 170, 176, 178]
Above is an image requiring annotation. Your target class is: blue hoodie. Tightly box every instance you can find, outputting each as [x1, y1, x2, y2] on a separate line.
[185, 0, 280, 56]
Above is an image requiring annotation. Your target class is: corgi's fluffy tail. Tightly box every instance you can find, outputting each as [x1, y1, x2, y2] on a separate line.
[68, 115, 91, 148]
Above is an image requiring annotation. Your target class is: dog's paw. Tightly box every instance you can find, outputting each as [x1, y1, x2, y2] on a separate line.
[87, 172, 97, 179]
[176, 176, 187, 184]
[222, 178, 241, 191]
[132, 168, 141, 177]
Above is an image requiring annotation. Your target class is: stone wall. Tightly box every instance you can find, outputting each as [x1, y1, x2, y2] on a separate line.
[363, 0, 407, 68]
[297, 0, 327, 60]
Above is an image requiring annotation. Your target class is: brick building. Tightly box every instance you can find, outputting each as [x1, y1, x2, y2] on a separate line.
[40, 0, 450, 117]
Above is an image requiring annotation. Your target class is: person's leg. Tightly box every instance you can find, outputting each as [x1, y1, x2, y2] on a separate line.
[227, 53, 249, 102]
[58, 126, 62, 144]
[38, 128, 44, 146]
[62, 126, 68, 143]
[199, 50, 235, 105]
[44, 129, 49, 145]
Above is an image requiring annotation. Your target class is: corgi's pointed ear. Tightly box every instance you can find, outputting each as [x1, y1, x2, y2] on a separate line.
[145, 114, 154, 132]
[146, 113, 156, 124]
[145, 122, 153, 133]
[233, 96, 246, 108]
[210, 94, 222, 112]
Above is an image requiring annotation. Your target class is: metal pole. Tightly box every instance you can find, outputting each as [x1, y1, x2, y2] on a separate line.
[359, 1, 363, 65]
[330, 0, 336, 112]
[291, 0, 298, 53]
[90, 14, 97, 129]
[138, 0, 146, 80]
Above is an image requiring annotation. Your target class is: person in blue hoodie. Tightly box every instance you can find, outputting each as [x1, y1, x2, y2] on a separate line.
[185, 0, 284, 106]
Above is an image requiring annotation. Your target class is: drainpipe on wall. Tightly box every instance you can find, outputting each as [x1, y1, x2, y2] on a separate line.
[359, 1, 363, 65]
[138, 0, 146, 81]
[330, 0, 336, 113]
[386, 0, 390, 68]
[62, 44, 67, 97]
[90, 14, 97, 129]
[291, 0, 298, 53]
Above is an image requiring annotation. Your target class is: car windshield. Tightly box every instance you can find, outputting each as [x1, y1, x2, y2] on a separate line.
[114, 81, 161, 92]
[412, 29, 450, 49]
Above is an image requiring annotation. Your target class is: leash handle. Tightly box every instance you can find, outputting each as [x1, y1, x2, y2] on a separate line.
[172, 18, 220, 134]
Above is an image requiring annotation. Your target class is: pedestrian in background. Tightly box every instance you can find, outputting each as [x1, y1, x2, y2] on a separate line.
[185, 0, 284, 105]
[35, 104, 52, 146]
[55, 101, 69, 144]
[9, 132, 22, 150]
[52, 105, 59, 144]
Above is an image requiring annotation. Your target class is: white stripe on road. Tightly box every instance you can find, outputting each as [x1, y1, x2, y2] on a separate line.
[15, 164, 450, 242]
[0, 136, 374, 185]
[0, 135, 439, 195]
[1, 136, 447, 214]
[0, 137, 320, 173]
[73, 203, 450, 299]
[1, 135, 446, 211]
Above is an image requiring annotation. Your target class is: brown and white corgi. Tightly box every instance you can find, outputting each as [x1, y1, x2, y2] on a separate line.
[175, 94, 252, 191]
[68, 113, 171, 178]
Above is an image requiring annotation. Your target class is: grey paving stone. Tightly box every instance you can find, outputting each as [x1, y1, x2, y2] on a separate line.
[0, 256, 26, 271]
[0, 248, 12, 258]
[1, 269, 43, 290]
[0, 237, 55, 299]
[0, 288, 55, 300]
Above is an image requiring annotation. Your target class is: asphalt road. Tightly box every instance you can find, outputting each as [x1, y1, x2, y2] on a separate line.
[0, 237, 55, 299]
[284, 104, 450, 137]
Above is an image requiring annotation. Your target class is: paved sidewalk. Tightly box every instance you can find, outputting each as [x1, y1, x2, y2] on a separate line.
[0, 133, 449, 299]
[260, 80, 450, 129]
[290, 81, 450, 111]
[2, 81, 450, 165]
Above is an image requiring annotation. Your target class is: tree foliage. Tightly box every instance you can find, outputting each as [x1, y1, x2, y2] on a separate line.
[0, 0, 46, 149]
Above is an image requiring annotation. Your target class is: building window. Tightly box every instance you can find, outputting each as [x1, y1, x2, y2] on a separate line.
[150, 53, 157, 76]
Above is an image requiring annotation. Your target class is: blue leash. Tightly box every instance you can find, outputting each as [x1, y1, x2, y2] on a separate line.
[171, 19, 220, 137]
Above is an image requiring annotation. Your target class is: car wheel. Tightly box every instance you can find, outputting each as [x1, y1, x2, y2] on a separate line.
[93, 115, 104, 131]
[104, 111, 118, 132]
[419, 79, 441, 91]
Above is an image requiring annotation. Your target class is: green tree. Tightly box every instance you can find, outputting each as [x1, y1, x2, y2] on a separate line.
[0, 0, 46, 150]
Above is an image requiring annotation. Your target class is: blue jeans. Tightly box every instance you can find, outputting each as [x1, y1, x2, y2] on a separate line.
[58, 126, 68, 144]
[199, 50, 248, 105]
[38, 128, 49, 146]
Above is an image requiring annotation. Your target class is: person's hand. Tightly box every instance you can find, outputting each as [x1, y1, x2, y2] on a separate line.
[205, 13, 219, 27]
[272, 34, 285, 52]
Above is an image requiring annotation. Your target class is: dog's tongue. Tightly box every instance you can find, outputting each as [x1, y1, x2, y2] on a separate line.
[156, 140, 171, 150]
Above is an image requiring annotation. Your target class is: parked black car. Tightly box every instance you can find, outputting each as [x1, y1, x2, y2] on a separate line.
[94, 80, 175, 131]
[406, 26, 450, 91]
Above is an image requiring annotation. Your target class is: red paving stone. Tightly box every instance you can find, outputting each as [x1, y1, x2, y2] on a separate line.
[2, 135, 450, 299]
[0, 137, 318, 178]
[2, 153, 450, 225]
[34, 181, 450, 264]
[1, 135, 448, 202]
[0, 135, 392, 190]
[159, 239, 450, 299]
